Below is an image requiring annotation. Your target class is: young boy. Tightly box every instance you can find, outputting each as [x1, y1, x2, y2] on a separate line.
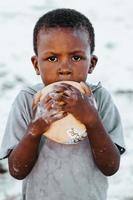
[0, 8, 125, 200]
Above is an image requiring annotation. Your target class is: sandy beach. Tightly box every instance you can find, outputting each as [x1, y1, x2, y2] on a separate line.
[0, 0, 133, 199]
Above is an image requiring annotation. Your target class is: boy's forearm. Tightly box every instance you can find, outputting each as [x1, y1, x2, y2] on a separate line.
[86, 117, 120, 176]
[8, 125, 42, 180]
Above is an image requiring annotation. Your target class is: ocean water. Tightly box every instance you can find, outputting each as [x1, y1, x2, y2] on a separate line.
[0, 0, 133, 199]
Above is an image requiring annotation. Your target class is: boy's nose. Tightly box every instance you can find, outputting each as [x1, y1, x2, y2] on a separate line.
[58, 62, 72, 75]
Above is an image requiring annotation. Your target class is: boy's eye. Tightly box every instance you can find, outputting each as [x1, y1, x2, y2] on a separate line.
[71, 55, 82, 62]
[48, 56, 58, 62]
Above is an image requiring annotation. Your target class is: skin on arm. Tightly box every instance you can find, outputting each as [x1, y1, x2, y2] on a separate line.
[8, 94, 67, 180]
[50, 82, 120, 176]
[80, 82, 120, 176]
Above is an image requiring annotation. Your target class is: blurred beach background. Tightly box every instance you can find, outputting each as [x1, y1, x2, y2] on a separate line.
[0, 0, 133, 199]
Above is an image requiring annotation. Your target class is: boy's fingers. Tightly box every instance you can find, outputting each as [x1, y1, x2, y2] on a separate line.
[48, 111, 67, 123]
[32, 90, 42, 109]
[52, 111, 67, 121]
[80, 82, 92, 96]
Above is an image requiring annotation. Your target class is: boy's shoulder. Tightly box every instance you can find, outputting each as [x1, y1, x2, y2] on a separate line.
[87, 81, 109, 96]
[20, 83, 44, 95]
[87, 81, 113, 109]
[87, 81, 102, 93]
[12, 83, 44, 107]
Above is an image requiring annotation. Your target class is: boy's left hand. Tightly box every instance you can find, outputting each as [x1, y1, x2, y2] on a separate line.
[51, 82, 98, 128]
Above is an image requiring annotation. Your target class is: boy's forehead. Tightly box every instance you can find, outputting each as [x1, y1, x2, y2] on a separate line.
[37, 27, 90, 47]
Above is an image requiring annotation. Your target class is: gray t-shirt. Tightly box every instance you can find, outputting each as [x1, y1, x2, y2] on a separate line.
[0, 82, 125, 200]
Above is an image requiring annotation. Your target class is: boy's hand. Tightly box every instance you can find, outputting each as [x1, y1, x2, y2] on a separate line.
[50, 82, 98, 128]
[31, 91, 67, 136]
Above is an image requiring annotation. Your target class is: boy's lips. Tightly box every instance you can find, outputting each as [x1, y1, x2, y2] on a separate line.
[58, 73, 72, 80]
[59, 71, 72, 75]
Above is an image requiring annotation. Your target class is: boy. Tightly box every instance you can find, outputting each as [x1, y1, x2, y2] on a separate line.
[0, 8, 125, 200]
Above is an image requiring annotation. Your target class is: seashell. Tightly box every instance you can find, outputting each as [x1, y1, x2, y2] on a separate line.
[33, 81, 92, 144]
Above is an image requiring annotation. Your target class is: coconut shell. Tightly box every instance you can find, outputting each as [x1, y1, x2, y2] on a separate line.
[33, 81, 92, 144]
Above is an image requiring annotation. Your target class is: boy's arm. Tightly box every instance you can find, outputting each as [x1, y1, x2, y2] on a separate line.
[72, 103, 120, 176]
[55, 82, 120, 176]
[85, 115, 120, 176]
[8, 94, 66, 180]
[8, 121, 46, 180]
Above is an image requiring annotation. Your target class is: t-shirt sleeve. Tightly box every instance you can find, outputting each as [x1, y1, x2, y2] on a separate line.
[94, 86, 126, 154]
[0, 91, 32, 160]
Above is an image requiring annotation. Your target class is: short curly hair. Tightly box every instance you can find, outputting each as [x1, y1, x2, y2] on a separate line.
[33, 8, 95, 55]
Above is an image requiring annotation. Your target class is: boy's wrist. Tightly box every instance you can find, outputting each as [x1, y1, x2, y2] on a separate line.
[27, 121, 47, 137]
[85, 114, 103, 134]
[27, 129, 42, 140]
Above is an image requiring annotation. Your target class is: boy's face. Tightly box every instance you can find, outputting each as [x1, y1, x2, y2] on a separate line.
[31, 28, 97, 86]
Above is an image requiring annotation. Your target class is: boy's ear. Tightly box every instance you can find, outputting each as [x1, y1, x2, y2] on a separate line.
[31, 55, 40, 75]
[88, 55, 98, 74]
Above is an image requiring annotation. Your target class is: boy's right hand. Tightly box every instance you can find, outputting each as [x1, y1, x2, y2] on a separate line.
[31, 91, 67, 136]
